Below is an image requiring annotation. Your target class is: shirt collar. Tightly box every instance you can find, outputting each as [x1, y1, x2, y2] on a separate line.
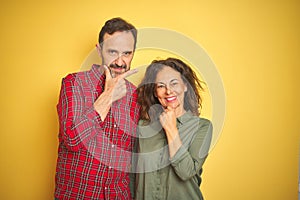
[176, 110, 194, 125]
[90, 64, 105, 80]
[88, 64, 105, 91]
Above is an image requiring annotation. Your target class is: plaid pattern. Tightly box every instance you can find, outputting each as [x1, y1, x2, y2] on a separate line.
[55, 65, 139, 200]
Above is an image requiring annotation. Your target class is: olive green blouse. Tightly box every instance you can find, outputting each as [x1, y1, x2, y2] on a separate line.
[134, 111, 212, 200]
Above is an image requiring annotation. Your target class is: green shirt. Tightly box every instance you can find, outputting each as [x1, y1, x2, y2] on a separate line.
[135, 111, 212, 200]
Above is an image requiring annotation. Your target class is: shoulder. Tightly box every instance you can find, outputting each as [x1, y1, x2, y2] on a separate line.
[138, 119, 148, 126]
[62, 67, 100, 84]
[199, 117, 212, 126]
[183, 112, 212, 127]
[61, 71, 86, 82]
[185, 115, 212, 132]
[125, 79, 137, 90]
[197, 118, 213, 134]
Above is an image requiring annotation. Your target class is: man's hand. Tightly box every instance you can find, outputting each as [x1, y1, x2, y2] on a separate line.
[93, 65, 138, 120]
[103, 65, 138, 102]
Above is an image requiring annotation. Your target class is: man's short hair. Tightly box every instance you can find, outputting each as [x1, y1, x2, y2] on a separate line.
[98, 17, 137, 49]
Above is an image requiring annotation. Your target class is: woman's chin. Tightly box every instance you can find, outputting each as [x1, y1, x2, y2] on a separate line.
[165, 103, 179, 109]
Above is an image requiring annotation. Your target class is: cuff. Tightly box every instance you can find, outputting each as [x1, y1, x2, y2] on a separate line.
[169, 145, 189, 164]
[85, 107, 104, 125]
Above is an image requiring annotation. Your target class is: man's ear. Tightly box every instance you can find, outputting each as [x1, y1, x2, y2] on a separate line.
[96, 43, 102, 57]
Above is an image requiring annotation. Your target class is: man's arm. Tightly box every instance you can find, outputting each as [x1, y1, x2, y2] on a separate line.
[57, 73, 104, 152]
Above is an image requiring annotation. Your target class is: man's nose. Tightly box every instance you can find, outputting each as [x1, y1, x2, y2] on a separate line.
[115, 55, 124, 66]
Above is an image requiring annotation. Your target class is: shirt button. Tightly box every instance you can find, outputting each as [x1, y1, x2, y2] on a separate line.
[114, 124, 117, 127]
[112, 144, 115, 148]
[105, 187, 107, 190]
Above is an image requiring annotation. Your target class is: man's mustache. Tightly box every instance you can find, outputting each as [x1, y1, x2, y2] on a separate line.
[109, 63, 127, 69]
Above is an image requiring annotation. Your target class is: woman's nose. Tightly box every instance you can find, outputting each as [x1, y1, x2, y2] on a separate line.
[165, 86, 172, 94]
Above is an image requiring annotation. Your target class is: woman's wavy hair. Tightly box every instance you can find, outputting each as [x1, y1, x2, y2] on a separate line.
[137, 57, 204, 122]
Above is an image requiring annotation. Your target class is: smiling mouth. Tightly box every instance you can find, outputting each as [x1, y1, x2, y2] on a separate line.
[165, 96, 177, 102]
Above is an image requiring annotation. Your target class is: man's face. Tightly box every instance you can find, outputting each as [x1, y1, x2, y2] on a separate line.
[99, 31, 135, 78]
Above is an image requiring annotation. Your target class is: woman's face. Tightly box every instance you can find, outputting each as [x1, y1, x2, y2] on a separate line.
[155, 66, 187, 115]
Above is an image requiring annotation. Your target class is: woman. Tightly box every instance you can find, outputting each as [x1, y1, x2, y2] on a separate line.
[135, 57, 212, 200]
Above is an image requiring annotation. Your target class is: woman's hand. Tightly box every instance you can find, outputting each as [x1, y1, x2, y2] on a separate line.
[160, 106, 182, 158]
[159, 106, 177, 133]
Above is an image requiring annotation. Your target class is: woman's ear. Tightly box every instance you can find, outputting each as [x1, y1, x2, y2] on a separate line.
[184, 83, 188, 92]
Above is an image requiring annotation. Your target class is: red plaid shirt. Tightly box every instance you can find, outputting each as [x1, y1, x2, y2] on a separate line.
[55, 65, 140, 200]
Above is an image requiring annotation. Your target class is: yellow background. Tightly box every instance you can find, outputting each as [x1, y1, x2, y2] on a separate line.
[1, 0, 299, 199]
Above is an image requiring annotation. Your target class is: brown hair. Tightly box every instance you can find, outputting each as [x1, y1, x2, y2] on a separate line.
[137, 57, 204, 121]
[98, 17, 137, 48]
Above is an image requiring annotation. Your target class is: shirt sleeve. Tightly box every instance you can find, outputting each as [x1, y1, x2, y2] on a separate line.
[169, 119, 213, 181]
[57, 74, 104, 152]
[129, 137, 138, 200]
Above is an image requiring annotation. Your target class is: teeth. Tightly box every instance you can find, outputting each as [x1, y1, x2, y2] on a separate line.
[166, 97, 176, 101]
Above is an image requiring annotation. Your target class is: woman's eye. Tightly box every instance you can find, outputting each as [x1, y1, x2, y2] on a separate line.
[171, 82, 178, 86]
[157, 84, 165, 88]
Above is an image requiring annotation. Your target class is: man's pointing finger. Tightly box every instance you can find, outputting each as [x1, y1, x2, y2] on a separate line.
[121, 68, 138, 79]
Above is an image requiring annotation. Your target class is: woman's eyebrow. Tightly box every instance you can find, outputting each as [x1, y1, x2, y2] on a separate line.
[156, 79, 178, 84]
[170, 79, 179, 82]
[156, 81, 166, 85]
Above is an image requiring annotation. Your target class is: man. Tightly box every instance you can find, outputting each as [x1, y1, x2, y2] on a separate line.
[55, 17, 139, 199]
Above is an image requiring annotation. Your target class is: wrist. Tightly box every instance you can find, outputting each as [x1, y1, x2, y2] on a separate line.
[94, 92, 112, 120]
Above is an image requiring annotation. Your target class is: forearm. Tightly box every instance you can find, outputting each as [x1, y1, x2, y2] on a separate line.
[169, 120, 213, 181]
[93, 90, 112, 121]
[165, 129, 182, 158]
[60, 106, 103, 151]
[166, 128, 205, 181]
[58, 74, 105, 151]
[170, 149, 207, 181]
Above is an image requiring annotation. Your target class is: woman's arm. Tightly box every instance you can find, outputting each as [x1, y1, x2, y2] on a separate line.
[169, 119, 212, 181]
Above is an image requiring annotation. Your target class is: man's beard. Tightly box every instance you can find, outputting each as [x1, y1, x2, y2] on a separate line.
[109, 63, 128, 77]
[109, 63, 127, 69]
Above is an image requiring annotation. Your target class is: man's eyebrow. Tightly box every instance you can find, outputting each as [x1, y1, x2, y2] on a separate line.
[107, 49, 133, 53]
[107, 48, 117, 52]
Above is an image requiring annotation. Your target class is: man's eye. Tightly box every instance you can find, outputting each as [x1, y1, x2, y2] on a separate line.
[108, 50, 117, 55]
[123, 52, 132, 57]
